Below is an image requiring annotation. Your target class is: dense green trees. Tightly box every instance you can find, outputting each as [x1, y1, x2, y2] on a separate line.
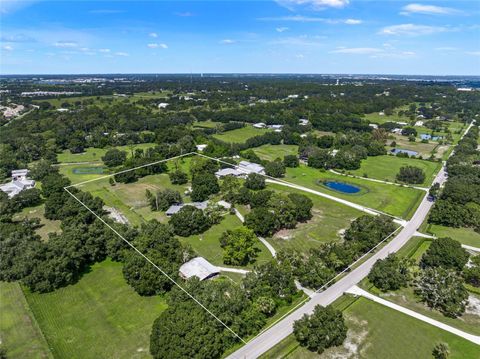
[265, 160, 285, 178]
[463, 255, 480, 287]
[219, 227, 259, 266]
[169, 205, 210, 236]
[169, 169, 188, 185]
[101, 148, 127, 167]
[293, 305, 347, 354]
[244, 173, 265, 190]
[368, 254, 410, 291]
[396, 166, 426, 184]
[420, 237, 469, 271]
[190, 171, 220, 201]
[283, 154, 299, 168]
[415, 267, 469, 318]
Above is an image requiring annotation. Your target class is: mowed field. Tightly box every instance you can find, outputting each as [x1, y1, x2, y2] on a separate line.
[265, 184, 361, 253]
[251, 144, 299, 161]
[283, 165, 424, 219]
[23, 259, 167, 359]
[0, 282, 52, 359]
[350, 155, 441, 187]
[212, 125, 271, 143]
[262, 296, 480, 359]
[426, 224, 480, 248]
[12, 204, 62, 241]
[57, 142, 157, 163]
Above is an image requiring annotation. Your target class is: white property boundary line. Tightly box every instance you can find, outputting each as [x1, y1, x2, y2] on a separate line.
[63, 150, 406, 346]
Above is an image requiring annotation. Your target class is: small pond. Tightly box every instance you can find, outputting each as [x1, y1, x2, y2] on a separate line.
[324, 181, 361, 194]
[72, 167, 105, 174]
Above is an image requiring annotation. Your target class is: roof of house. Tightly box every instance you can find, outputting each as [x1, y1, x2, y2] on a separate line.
[11, 169, 29, 176]
[215, 167, 243, 177]
[238, 161, 265, 174]
[165, 201, 209, 216]
[179, 257, 219, 281]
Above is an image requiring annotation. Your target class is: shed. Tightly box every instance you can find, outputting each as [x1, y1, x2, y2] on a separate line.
[179, 257, 219, 281]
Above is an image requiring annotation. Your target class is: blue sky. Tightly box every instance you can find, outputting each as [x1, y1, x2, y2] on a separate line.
[1, 0, 479, 75]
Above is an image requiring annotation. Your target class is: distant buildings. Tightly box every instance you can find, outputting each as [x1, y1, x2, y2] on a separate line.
[299, 118, 309, 126]
[253, 122, 266, 129]
[158, 102, 169, 109]
[0, 169, 35, 198]
[196, 144, 208, 152]
[179, 257, 220, 281]
[414, 120, 424, 127]
[420, 134, 443, 141]
[369, 123, 378, 129]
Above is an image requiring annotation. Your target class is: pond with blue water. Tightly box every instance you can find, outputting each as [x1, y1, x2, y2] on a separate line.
[324, 181, 361, 194]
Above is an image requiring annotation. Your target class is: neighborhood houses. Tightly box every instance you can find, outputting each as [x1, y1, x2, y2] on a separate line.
[0, 169, 35, 198]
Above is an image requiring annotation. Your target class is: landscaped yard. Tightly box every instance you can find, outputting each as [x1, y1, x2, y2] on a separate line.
[426, 224, 480, 248]
[251, 144, 299, 162]
[180, 214, 273, 268]
[0, 282, 52, 359]
[350, 155, 441, 187]
[23, 259, 167, 359]
[283, 165, 424, 219]
[265, 183, 361, 253]
[212, 125, 271, 143]
[261, 296, 480, 359]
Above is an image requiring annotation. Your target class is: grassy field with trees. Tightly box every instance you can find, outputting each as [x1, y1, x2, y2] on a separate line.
[212, 125, 271, 143]
[251, 144, 299, 161]
[350, 155, 441, 186]
[57, 143, 157, 163]
[283, 165, 424, 219]
[23, 259, 168, 359]
[261, 296, 480, 359]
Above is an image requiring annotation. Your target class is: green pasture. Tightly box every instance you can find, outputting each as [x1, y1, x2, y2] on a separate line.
[251, 144, 299, 162]
[212, 125, 271, 143]
[261, 296, 480, 359]
[265, 183, 361, 253]
[283, 165, 424, 219]
[23, 259, 167, 359]
[350, 155, 441, 186]
[426, 224, 480, 248]
[0, 282, 52, 359]
[57, 143, 157, 163]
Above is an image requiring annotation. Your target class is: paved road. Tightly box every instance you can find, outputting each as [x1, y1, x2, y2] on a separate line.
[228, 165, 448, 359]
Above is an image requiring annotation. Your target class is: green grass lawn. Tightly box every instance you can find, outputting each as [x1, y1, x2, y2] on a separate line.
[12, 204, 61, 241]
[250, 144, 299, 162]
[23, 259, 167, 359]
[426, 224, 480, 247]
[57, 143, 157, 163]
[192, 120, 223, 129]
[350, 155, 441, 186]
[265, 183, 361, 253]
[180, 214, 273, 268]
[261, 296, 480, 359]
[283, 165, 424, 219]
[212, 125, 272, 143]
[0, 282, 52, 359]
[58, 163, 107, 185]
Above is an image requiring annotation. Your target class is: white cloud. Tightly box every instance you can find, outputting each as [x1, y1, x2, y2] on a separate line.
[149, 32, 158, 38]
[295, 53, 305, 58]
[54, 41, 78, 48]
[379, 24, 448, 36]
[401, 4, 460, 16]
[466, 51, 480, 56]
[220, 39, 236, 44]
[331, 47, 383, 54]
[175, 12, 194, 17]
[271, 35, 324, 46]
[115, 52, 129, 57]
[344, 19, 362, 25]
[276, 27, 289, 33]
[99, 48, 111, 53]
[147, 43, 168, 49]
[259, 16, 362, 25]
[276, 0, 349, 11]
[2, 45, 13, 51]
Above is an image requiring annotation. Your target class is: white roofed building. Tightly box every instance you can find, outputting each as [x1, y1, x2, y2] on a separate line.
[165, 201, 209, 216]
[238, 161, 265, 175]
[0, 169, 35, 198]
[179, 257, 220, 281]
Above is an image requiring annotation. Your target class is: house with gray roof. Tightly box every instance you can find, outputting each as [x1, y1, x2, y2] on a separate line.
[179, 257, 220, 281]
